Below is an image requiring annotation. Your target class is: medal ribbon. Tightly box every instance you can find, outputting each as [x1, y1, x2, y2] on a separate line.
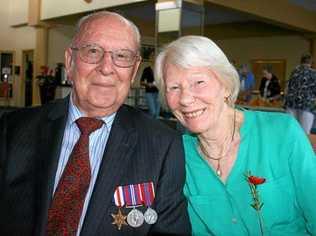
[123, 184, 143, 207]
[113, 186, 125, 207]
[140, 182, 155, 207]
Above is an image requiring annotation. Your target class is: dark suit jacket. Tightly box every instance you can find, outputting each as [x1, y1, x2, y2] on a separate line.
[0, 97, 191, 236]
[259, 76, 281, 99]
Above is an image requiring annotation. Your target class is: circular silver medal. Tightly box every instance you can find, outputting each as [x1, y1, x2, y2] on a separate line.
[127, 208, 144, 227]
[144, 207, 158, 224]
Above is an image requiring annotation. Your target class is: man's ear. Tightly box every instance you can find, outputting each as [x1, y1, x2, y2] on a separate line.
[65, 48, 74, 79]
[131, 57, 142, 84]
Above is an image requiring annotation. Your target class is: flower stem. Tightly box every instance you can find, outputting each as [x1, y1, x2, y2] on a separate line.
[257, 210, 264, 236]
[245, 171, 266, 236]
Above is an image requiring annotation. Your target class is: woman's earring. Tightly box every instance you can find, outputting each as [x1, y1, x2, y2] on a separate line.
[225, 95, 231, 104]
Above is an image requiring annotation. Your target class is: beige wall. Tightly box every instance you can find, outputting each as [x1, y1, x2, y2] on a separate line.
[0, 0, 35, 49]
[41, 0, 147, 20]
[0, 0, 36, 107]
[48, 25, 75, 68]
[9, 0, 28, 26]
[217, 35, 310, 83]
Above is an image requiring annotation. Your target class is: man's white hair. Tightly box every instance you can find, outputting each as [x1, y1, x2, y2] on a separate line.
[71, 11, 141, 50]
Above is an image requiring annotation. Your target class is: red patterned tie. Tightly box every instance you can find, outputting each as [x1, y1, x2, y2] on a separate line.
[47, 117, 103, 236]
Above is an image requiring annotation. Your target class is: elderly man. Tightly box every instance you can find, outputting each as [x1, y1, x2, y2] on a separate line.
[0, 11, 191, 236]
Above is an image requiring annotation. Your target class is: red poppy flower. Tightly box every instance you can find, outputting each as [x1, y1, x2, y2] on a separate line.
[248, 176, 266, 185]
[245, 171, 266, 235]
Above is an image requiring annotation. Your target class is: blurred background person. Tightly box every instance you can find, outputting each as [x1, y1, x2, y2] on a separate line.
[155, 35, 316, 236]
[238, 64, 255, 103]
[140, 52, 160, 119]
[259, 66, 281, 101]
[284, 53, 316, 134]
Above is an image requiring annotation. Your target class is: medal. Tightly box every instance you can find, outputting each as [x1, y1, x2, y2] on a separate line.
[127, 208, 144, 227]
[111, 208, 127, 230]
[114, 182, 158, 228]
[140, 182, 158, 224]
[123, 184, 144, 227]
[144, 207, 158, 224]
[112, 186, 127, 230]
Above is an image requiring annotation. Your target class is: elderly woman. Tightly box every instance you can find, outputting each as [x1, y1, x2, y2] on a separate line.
[155, 35, 316, 235]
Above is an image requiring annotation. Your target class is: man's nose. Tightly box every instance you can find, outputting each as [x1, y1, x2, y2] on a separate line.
[96, 52, 114, 74]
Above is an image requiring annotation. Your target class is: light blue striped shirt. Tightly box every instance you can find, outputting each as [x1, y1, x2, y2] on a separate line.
[53, 96, 116, 235]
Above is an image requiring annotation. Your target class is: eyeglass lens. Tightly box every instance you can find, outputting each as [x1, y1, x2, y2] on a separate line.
[74, 44, 138, 68]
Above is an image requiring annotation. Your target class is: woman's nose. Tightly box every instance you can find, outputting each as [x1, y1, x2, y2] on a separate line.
[179, 87, 196, 106]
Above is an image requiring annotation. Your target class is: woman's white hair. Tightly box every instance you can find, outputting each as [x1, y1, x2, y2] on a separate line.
[155, 35, 240, 107]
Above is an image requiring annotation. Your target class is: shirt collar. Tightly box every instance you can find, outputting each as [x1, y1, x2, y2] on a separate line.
[67, 92, 116, 127]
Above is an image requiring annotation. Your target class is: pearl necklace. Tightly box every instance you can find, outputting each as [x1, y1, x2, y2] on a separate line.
[198, 109, 236, 177]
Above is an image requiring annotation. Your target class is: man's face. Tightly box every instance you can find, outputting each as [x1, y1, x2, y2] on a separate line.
[262, 69, 272, 80]
[240, 67, 247, 76]
[65, 15, 141, 117]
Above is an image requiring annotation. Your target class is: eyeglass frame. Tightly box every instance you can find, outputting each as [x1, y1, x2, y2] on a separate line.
[70, 43, 141, 68]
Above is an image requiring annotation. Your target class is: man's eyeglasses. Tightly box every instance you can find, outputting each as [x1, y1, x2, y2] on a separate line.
[71, 44, 140, 68]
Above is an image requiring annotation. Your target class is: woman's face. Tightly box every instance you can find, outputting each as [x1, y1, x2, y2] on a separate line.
[163, 64, 230, 133]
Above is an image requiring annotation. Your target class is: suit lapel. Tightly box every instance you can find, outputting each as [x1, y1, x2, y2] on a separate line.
[81, 106, 138, 235]
[35, 98, 69, 235]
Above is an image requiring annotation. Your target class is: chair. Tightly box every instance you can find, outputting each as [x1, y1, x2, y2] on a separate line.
[308, 134, 316, 152]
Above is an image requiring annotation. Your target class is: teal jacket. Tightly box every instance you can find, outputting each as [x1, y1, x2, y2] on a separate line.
[183, 110, 316, 236]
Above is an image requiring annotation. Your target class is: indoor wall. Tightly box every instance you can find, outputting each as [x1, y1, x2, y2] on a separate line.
[218, 35, 310, 88]
[0, 0, 36, 107]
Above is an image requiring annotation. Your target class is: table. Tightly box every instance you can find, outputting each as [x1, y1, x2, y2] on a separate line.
[239, 105, 285, 113]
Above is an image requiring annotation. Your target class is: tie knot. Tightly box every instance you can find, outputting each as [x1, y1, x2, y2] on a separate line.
[76, 117, 103, 135]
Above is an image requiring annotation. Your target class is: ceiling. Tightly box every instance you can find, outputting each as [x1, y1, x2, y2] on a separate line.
[289, 0, 316, 11]
[47, 0, 316, 39]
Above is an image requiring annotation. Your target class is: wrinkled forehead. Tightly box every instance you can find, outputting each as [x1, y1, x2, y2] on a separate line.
[164, 63, 216, 78]
[73, 15, 138, 49]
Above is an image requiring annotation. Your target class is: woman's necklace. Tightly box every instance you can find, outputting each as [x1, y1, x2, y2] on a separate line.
[198, 109, 236, 177]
